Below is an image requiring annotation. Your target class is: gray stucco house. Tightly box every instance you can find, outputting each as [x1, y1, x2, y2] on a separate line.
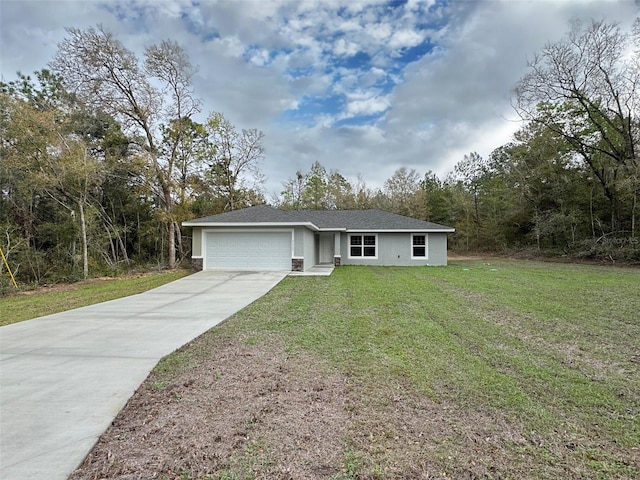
[183, 205, 455, 272]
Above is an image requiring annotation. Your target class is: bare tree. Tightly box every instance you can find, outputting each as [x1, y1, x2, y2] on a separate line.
[383, 167, 422, 217]
[353, 174, 373, 209]
[50, 25, 200, 267]
[449, 152, 488, 232]
[201, 112, 265, 211]
[514, 19, 640, 233]
[279, 171, 307, 210]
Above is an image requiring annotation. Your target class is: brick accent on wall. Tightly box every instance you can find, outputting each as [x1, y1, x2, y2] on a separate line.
[334, 256, 341, 267]
[192, 257, 203, 272]
[292, 258, 304, 272]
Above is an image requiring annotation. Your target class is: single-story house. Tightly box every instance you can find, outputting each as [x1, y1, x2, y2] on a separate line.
[182, 205, 455, 272]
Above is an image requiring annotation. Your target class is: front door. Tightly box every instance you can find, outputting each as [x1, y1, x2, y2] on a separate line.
[319, 233, 334, 264]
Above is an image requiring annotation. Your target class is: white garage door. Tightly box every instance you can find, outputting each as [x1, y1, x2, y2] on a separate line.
[205, 231, 291, 271]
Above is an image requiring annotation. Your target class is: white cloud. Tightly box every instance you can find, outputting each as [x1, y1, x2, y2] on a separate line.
[406, 0, 435, 12]
[388, 29, 424, 49]
[210, 35, 246, 57]
[334, 38, 360, 57]
[1, 0, 638, 197]
[249, 49, 271, 67]
[364, 22, 392, 42]
[337, 18, 362, 33]
[344, 94, 390, 117]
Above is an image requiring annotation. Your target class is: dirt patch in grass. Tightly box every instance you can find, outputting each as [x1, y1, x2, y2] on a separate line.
[343, 379, 526, 479]
[452, 250, 640, 268]
[346, 379, 638, 480]
[70, 336, 351, 479]
[447, 254, 486, 261]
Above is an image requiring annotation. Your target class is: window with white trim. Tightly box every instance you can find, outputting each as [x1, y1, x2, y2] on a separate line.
[411, 234, 427, 258]
[349, 234, 377, 258]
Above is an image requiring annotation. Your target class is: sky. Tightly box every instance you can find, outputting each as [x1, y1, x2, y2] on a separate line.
[1, 0, 638, 197]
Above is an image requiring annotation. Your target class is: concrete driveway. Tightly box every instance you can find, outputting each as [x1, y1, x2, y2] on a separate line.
[0, 270, 287, 479]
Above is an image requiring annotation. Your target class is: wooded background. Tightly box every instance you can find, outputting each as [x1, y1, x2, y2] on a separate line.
[1, 19, 638, 286]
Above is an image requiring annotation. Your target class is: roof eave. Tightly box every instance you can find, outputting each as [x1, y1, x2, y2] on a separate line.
[346, 228, 456, 233]
[182, 221, 321, 231]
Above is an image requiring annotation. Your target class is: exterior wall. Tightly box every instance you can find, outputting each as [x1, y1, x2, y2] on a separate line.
[191, 227, 203, 271]
[303, 228, 316, 270]
[293, 226, 317, 270]
[427, 233, 449, 266]
[192, 227, 203, 257]
[340, 232, 449, 266]
[293, 227, 305, 257]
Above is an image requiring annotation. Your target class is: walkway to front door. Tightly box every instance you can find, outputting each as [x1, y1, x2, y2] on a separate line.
[289, 264, 334, 276]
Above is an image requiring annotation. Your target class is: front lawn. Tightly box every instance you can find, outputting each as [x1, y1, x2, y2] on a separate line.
[72, 260, 639, 479]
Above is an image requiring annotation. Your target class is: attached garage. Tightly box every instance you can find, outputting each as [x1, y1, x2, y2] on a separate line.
[204, 230, 292, 271]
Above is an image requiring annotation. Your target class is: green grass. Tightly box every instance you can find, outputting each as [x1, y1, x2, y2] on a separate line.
[0, 270, 190, 326]
[204, 260, 639, 478]
[5, 259, 637, 478]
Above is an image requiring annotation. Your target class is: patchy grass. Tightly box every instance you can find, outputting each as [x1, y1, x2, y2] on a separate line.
[72, 260, 640, 479]
[0, 270, 190, 326]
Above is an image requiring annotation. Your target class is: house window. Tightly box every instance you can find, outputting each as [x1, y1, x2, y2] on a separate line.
[349, 234, 377, 258]
[412, 234, 427, 258]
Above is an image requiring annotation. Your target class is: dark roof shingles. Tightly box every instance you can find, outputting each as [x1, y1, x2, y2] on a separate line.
[186, 205, 290, 223]
[187, 205, 453, 230]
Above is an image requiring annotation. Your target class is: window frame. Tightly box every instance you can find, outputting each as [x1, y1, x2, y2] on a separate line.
[411, 233, 428, 259]
[348, 233, 378, 259]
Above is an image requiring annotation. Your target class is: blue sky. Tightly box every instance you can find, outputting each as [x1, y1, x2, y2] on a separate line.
[1, 0, 638, 197]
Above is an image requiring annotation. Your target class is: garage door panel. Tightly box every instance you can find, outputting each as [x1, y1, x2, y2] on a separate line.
[205, 231, 291, 271]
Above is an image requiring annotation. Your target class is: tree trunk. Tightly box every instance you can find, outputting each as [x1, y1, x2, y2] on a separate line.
[590, 187, 596, 239]
[632, 189, 637, 238]
[534, 208, 541, 251]
[105, 225, 117, 265]
[168, 219, 176, 268]
[117, 235, 130, 265]
[175, 221, 184, 261]
[162, 185, 176, 268]
[473, 190, 481, 242]
[78, 199, 88, 280]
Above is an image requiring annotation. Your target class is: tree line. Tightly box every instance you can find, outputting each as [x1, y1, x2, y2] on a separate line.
[1, 19, 638, 287]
